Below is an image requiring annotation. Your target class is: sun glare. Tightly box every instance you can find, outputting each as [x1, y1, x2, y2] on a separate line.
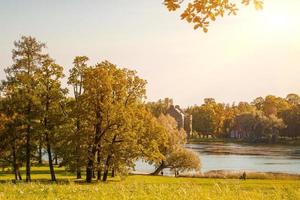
[257, 2, 298, 33]
[264, 13, 291, 30]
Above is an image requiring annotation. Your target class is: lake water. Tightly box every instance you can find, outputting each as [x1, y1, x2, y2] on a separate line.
[134, 142, 300, 174]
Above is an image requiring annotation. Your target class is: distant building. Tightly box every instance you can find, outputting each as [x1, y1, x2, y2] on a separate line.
[167, 105, 192, 139]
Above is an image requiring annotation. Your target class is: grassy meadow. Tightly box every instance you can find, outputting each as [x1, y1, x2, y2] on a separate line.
[0, 167, 299, 200]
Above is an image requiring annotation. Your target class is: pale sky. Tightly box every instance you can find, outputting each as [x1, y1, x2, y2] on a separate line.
[1, 0, 300, 107]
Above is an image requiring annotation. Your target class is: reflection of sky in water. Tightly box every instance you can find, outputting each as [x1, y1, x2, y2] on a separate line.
[200, 154, 300, 173]
[135, 143, 300, 174]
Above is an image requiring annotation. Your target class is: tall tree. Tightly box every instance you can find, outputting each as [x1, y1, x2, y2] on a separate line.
[2, 36, 47, 182]
[0, 96, 23, 180]
[36, 57, 67, 181]
[82, 61, 147, 183]
[190, 98, 225, 137]
[68, 56, 89, 179]
[101, 69, 147, 181]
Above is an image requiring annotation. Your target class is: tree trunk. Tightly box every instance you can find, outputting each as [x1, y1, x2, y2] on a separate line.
[17, 169, 22, 180]
[25, 124, 31, 182]
[14, 170, 18, 181]
[111, 168, 115, 178]
[102, 154, 112, 182]
[43, 91, 56, 182]
[86, 160, 93, 183]
[102, 168, 109, 182]
[86, 110, 102, 183]
[97, 168, 102, 180]
[103, 135, 117, 182]
[151, 161, 166, 175]
[54, 154, 58, 165]
[46, 133, 56, 182]
[97, 150, 101, 180]
[38, 138, 43, 165]
[86, 146, 96, 183]
[76, 170, 82, 179]
[12, 145, 18, 180]
[75, 120, 81, 179]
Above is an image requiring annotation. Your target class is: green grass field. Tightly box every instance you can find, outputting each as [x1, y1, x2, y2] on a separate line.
[0, 167, 299, 200]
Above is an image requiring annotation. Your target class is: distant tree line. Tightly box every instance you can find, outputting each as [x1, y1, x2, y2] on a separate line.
[187, 95, 300, 142]
[0, 36, 200, 183]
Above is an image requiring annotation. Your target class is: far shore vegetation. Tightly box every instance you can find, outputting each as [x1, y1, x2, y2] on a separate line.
[151, 95, 300, 144]
[188, 137, 300, 146]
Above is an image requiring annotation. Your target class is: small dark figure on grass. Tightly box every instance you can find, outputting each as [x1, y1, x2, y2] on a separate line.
[175, 170, 179, 177]
[161, 171, 164, 176]
[240, 172, 247, 180]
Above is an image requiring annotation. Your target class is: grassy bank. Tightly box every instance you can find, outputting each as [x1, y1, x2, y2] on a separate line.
[183, 170, 300, 180]
[0, 167, 300, 199]
[0, 176, 299, 200]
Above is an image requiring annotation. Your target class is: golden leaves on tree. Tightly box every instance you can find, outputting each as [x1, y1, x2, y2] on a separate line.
[164, 0, 264, 32]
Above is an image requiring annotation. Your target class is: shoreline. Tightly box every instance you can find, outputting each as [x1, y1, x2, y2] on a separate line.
[188, 138, 300, 146]
[180, 170, 300, 180]
[130, 170, 300, 180]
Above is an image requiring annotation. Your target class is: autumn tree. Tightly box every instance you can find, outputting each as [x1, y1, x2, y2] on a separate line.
[285, 93, 300, 106]
[0, 96, 24, 180]
[189, 98, 225, 137]
[36, 57, 67, 181]
[84, 104, 166, 181]
[167, 148, 201, 175]
[147, 98, 173, 117]
[82, 61, 148, 183]
[67, 56, 89, 179]
[233, 111, 285, 142]
[280, 104, 300, 138]
[2, 36, 47, 182]
[151, 114, 200, 175]
[100, 68, 148, 182]
[135, 106, 167, 167]
[262, 95, 289, 117]
[252, 97, 265, 110]
[82, 61, 124, 182]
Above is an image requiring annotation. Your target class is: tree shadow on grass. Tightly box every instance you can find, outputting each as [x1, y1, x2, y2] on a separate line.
[0, 176, 121, 185]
